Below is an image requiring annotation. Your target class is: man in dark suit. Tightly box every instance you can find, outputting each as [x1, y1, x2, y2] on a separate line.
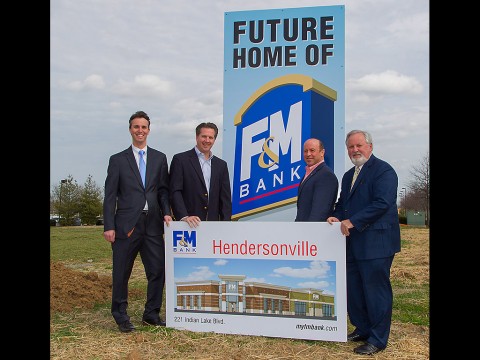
[327, 130, 401, 355]
[169, 122, 231, 227]
[295, 138, 338, 222]
[103, 110, 172, 333]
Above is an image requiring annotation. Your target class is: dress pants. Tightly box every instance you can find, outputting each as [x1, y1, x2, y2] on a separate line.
[111, 213, 165, 324]
[347, 255, 395, 349]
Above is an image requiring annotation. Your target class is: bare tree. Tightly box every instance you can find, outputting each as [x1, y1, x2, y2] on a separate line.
[405, 152, 430, 226]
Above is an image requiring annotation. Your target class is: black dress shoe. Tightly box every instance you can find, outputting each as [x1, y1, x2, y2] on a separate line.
[118, 320, 135, 333]
[142, 318, 166, 326]
[347, 332, 368, 342]
[353, 343, 383, 355]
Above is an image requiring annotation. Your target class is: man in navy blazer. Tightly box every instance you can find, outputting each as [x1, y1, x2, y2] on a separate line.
[103, 111, 172, 332]
[169, 122, 232, 227]
[295, 138, 338, 222]
[327, 130, 401, 355]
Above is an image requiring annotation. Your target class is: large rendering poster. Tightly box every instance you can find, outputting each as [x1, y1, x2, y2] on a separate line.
[165, 222, 347, 342]
[223, 6, 345, 221]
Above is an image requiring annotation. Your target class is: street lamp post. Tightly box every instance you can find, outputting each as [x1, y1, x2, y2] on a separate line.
[59, 179, 67, 226]
[398, 189, 404, 215]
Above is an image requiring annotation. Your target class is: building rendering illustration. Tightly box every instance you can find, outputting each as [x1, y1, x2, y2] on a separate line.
[176, 274, 335, 319]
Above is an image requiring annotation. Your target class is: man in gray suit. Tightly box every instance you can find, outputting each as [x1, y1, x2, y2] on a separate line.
[103, 110, 172, 332]
[295, 138, 338, 222]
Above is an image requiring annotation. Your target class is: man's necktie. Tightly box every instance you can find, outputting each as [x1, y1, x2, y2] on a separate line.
[350, 166, 360, 190]
[139, 150, 146, 187]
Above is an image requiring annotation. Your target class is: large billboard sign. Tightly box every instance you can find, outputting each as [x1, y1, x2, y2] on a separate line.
[223, 6, 345, 221]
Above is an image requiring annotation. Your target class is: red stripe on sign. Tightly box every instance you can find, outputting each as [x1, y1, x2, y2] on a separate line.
[239, 183, 299, 204]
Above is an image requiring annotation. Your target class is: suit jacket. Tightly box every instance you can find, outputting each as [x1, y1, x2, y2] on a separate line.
[295, 162, 338, 222]
[169, 148, 232, 221]
[332, 154, 401, 260]
[103, 146, 171, 238]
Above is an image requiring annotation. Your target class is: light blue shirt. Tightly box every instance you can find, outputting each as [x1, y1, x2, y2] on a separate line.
[195, 146, 212, 196]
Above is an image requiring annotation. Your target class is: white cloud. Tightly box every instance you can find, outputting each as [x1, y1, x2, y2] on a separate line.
[214, 259, 228, 266]
[175, 266, 215, 282]
[66, 74, 105, 91]
[273, 261, 330, 279]
[348, 70, 423, 96]
[111, 74, 171, 97]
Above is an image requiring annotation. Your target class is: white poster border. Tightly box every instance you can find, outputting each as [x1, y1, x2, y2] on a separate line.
[165, 221, 347, 342]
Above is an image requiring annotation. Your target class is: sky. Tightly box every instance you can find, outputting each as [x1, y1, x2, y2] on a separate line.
[51, 0, 429, 196]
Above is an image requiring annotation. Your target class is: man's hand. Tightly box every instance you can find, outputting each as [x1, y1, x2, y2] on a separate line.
[327, 216, 339, 224]
[182, 216, 201, 228]
[340, 219, 354, 236]
[327, 217, 353, 236]
[104, 229, 116, 243]
[164, 215, 173, 226]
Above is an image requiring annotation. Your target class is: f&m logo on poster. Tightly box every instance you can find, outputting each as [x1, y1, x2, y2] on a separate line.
[173, 230, 197, 254]
[232, 74, 336, 220]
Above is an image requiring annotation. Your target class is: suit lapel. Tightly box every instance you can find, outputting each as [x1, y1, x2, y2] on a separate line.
[298, 178, 305, 194]
[126, 147, 144, 188]
[347, 156, 374, 197]
[144, 146, 153, 188]
[299, 164, 319, 195]
[189, 149, 207, 189]
[209, 157, 221, 191]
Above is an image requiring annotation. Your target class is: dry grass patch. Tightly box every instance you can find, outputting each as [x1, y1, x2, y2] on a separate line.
[391, 227, 429, 285]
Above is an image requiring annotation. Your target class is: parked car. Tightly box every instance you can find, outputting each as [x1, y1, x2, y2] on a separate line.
[50, 217, 66, 226]
[96, 217, 104, 226]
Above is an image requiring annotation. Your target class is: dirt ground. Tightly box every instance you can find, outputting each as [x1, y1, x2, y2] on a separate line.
[50, 226, 429, 359]
[50, 261, 111, 312]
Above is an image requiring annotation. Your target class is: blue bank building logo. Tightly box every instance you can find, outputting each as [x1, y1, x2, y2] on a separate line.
[232, 74, 337, 220]
[173, 230, 197, 253]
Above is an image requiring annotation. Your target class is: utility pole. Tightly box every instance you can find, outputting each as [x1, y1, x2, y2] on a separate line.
[59, 179, 67, 225]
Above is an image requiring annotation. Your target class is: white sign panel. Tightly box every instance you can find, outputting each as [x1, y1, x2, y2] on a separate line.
[165, 221, 347, 342]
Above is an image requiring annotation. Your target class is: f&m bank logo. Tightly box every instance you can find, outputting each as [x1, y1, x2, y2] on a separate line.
[232, 74, 337, 220]
[173, 230, 197, 254]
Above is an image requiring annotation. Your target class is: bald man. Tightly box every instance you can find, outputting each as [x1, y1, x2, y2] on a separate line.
[295, 138, 338, 222]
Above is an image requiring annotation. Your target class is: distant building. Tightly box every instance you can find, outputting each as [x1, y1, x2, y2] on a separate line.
[406, 210, 426, 227]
